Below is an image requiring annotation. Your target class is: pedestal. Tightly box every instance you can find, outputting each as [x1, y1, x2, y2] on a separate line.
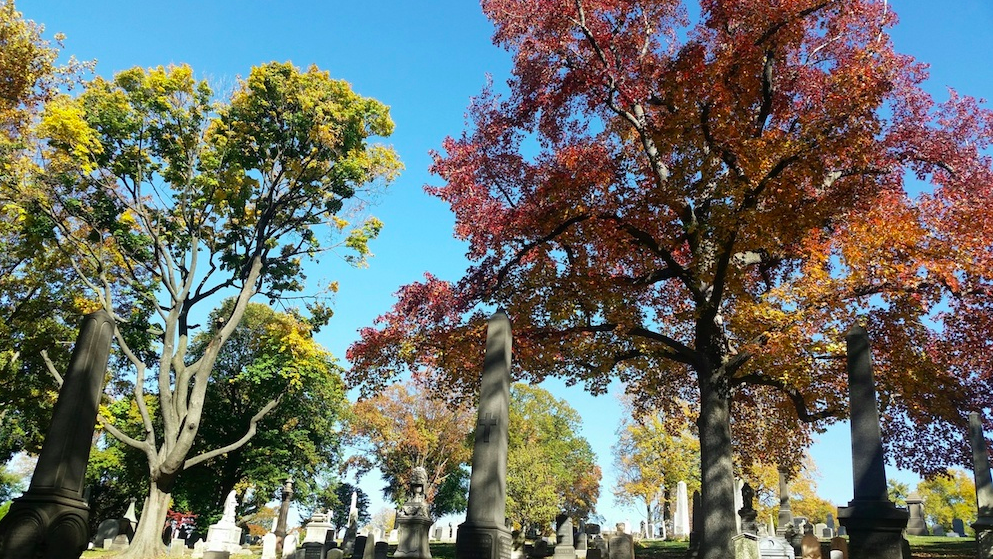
[455, 521, 511, 559]
[206, 522, 242, 553]
[974, 516, 993, 559]
[394, 515, 433, 559]
[837, 500, 909, 559]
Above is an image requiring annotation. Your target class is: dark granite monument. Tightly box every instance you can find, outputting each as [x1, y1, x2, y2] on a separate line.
[968, 411, 993, 558]
[455, 310, 513, 559]
[552, 514, 574, 559]
[0, 311, 115, 559]
[836, 325, 910, 559]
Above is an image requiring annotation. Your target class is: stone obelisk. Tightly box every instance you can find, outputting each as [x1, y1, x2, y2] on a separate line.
[968, 412, 993, 558]
[0, 311, 115, 559]
[836, 325, 909, 559]
[274, 477, 293, 555]
[775, 467, 793, 537]
[456, 310, 513, 559]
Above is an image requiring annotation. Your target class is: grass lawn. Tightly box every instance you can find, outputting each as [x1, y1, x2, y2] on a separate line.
[80, 535, 979, 558]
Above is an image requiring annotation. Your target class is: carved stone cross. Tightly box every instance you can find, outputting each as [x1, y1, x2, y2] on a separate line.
[479, 413, 498, 443]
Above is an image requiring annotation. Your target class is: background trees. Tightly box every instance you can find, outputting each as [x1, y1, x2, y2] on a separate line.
[348, 1, 993, 555]
[917, 469, 977, 535]
[348, 381, 474, 518]
[506, 383, 601, 532]
[25, 60, 400, 557]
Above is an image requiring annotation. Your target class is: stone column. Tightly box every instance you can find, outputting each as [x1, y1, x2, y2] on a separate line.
[673, 481, 690, 539]
[274, 477, 294, 555]
[904, 492, 928, 536]
[776, 467, 793, 537]
[456, 310, 513, 559]
[552, 514, 575, 559]
[968, 411, 993, 558]
[0, 311, 115, 559]
[836, 325, 909, 559]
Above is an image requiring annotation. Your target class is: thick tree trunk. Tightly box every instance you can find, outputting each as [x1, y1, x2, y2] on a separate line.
[696, 366, 736, 559]
[116, 480, 173, 558]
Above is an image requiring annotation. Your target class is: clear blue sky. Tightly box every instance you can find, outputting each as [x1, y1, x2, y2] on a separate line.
[20, 0, 993, 527]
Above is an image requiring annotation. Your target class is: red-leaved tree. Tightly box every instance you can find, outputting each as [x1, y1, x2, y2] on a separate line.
[348, 2, 993, 557]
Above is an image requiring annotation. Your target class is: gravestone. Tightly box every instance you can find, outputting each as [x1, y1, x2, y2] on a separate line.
[592, 535, 608, 559]
[394, 466, 433, 559]
[904, 492, 928, 536]
[274, 478, 294, 556]
[94, 518, 121, 548]
[341, 491, 359, 556]
[284, 532, 299, 557]
[969, 411, 993, 558]
[826, 513, 835, 534]
[303, 510, 334, 544]
[0, 311, 115, 559]
[206, 490, 243, 553]
[301, 540, 324, 559]
[739, 483, 759, 535]
[456, 310, 513, 559]
[952, 518, 965, 536]
[374, 541, 389, 559]
[192, 539, 206, 558]
[324, 531, 337, 556]
[830, 536, 848, 559]
[353, 535, 370, 559]
[836, 326, 910, 559]
[733, 533, 760, 559]
[757, 536, 796, 559]
[587, 550, 602, 559]
[607, 523, 634, 559]
[553, 514, 576, 559]
[575, 529, 588, 559]
[776, 468, 794, 537]
[261, 532, 277, 559]
[931, 524, 945, 536]
[814, 523, 829, 539]
[328, 549, 345, 559]
[688, 490, 702, 551]
[673, 481, 690, 539]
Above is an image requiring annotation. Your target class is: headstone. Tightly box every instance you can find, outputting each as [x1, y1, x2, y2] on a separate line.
[284, 532, 298, 555]
[111, 533, 130, 551]
[776, 468, 794, 537]
[374, 541, 389, 559]
[394, 466, 433, 559]
[95, 518, 121, 548]
[301, 540, 324, 559]
[814, 523, 829, 539]
[206, 490, 243, 553]
[341, 491, 359, 556]
[607, 523, 634, 559]
[968, 412, 993, 558]
[585, 524, 601, 535]
[553, 514, 575, 559]
[592, 535, 608, 559]
[575, 530, 588, 559]
[274, 478, 294, 556]
[261, 532, 277, 559]
[830, 536, 848, 559]
[757, 536, 796, 559]
[733, 533, 760, 559]
[587, 550, 602, 559]
[931, 524, 945, 536]
[836, 326, 910, 559]
[327, 549, 344, 559]
[303, 510, 334, 544]
[739, 483, 759, 535]
[904, 492, 928, 536]
[192, 539, 207, 558]
[689, 490, 702, 551]
[0, 311, 115, 559]
[953, 518, 965, 536]
[826, 513, 835, 532]
[456, 310, 514, 559]
[389, 529, 399, 543]
[674, 481, 690, 539]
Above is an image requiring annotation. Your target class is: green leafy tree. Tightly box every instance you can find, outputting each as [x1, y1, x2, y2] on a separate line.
[26, 61, 400, 557]
[0, 465, 23, 504]
[348, 381, 474, 518]
[612, 402, 700, 532]
[506, 383, 601, 532]
[311, 482, 371, 534]
[172, 300, 349, 529]
[917, 469, 977, 535]
[887, 479, 910, 508]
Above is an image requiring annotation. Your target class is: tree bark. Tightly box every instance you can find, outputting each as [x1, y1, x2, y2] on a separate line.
[696, 362, 735, 559]
[116, 478, 174, 559]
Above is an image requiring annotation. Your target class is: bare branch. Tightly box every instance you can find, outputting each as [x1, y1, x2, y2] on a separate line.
[732, 372, 843, 422]
[39, 350, 63, 387]
[182, 394, 283, 470]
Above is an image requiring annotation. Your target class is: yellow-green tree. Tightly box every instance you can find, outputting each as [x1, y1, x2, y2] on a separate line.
[611, 402, 700, 532]
[743, 459, 835, 525]
[26, 62, 400, 558]
[917, 469, 977, 535]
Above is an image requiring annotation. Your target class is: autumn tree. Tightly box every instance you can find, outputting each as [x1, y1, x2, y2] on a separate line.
[25, 62, 400, 557]
[917, 468, 977, 535]
[348, 1, 993, 556]
[743, 459, 834, 525]
[0, 0, 95, 462]
[506, 383, 601, 531]
[612, 402, 699, 531]
[311, 482, 371, 534]
[348, 381, 474, 518]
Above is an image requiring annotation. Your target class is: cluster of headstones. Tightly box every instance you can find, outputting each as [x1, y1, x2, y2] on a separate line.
[508, 517, 635, 559]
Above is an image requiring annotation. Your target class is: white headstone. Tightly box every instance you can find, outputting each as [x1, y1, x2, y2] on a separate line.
[261, 532, 277, 559]
[674, 481, 690, 539]
[734, 478, 744, 534]
[284, 532, 298, 552]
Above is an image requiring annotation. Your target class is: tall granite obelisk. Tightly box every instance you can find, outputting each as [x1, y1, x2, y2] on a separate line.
[0, 311, 115, 559]
[836, 325, 909, 559]
[968, 412, 993, 558]
[456, 310, 513, 559]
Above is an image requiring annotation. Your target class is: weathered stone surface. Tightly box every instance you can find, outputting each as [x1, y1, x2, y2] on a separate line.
[732, 533, 759, 559]
[776, 468, 793, 537]
[0, 311, 115, 559]
[456, 310, 513, 559]
[673, 481, 690, 539]
[904, 493, 928, 536]
[607, 527, 634, 559]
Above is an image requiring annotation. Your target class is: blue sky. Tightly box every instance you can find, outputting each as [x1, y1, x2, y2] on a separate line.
[20, 0, 993, 527]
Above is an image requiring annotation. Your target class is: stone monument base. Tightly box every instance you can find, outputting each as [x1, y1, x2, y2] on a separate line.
[394, 515, 432, 559]
[837, 500, 909, 559]
[455, 520, 511, 559]
[973, 516, 993, 559]
[205, 522, 242, 554]
[0, 490, 90, 559]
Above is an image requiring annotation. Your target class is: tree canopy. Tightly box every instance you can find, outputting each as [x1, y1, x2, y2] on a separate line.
[348, 1, 993, 556]
[18, 60, 400, 557]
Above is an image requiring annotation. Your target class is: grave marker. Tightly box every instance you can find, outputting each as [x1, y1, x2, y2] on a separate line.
[968, 411, 993, 558]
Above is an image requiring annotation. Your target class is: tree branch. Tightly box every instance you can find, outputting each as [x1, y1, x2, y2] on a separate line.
[182, 394, 283, 470]
[731, 372, 843, 422]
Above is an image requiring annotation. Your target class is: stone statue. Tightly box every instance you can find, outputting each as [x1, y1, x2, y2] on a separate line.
[221, 490, 238, 525]
[398, 466, 429, 518]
